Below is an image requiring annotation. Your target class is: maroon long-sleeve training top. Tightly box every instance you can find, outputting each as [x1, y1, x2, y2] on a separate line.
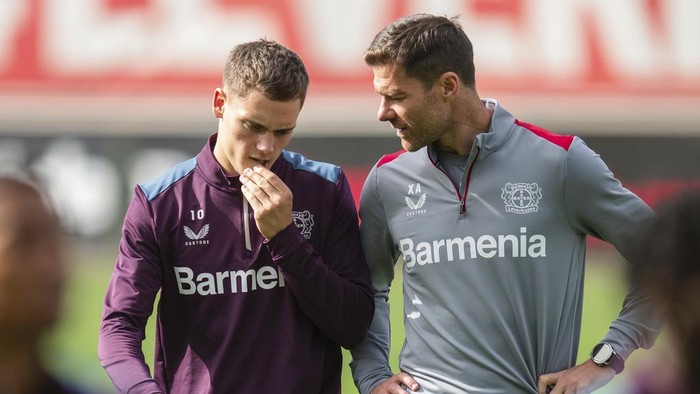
[99, 134, 374, 394]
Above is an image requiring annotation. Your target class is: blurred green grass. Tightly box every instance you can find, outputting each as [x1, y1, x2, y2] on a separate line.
[44, 245, 650, 393]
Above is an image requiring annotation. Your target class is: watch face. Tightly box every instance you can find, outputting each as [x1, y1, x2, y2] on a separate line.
[593, 343, 614, 364]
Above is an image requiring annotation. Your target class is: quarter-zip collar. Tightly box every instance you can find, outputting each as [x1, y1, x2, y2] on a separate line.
[425, 99, 516, 162]
[196, 134, 240, 191]
[473, 99, 517, 155]
[424, 99, 517, 216]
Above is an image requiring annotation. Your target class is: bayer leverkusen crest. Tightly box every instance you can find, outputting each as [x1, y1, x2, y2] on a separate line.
[292, 210, 315, 239]
[501, 183, 542, 214]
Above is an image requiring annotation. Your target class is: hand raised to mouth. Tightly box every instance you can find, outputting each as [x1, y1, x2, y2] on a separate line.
[239, 165, 293, 240]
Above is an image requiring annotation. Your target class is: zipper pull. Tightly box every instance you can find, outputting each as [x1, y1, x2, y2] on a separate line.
[459, 199, 466, 215]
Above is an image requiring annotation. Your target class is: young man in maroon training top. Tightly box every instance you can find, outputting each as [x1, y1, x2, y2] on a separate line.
[99, 39, 374, 394]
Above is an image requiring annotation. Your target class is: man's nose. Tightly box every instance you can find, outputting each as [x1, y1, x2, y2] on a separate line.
[377, 98, 395, 122]
[257, 132, 274, 154]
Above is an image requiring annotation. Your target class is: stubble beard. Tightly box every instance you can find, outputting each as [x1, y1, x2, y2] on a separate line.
[400, 138, 423, 152]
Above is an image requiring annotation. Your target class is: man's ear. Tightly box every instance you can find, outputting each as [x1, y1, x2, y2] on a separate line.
[213, 88, 226, 118]
[439, 72, 459, 101]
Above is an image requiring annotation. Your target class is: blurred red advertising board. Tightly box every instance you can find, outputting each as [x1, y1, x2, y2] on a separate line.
[0, 0, 698, 134]
[2, 0, 698, 93]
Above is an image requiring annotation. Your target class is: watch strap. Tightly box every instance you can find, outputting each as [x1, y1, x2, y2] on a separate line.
[607, 352, 625, 374]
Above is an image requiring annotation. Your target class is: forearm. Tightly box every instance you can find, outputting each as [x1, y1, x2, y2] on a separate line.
[101, 189, 165, 392]
[102, 358, 163, 394]
[99, 316, 163, 393]
[601, 282, 663, 360]
[350, 294, 394, 394]
[266, 224, 374, 348]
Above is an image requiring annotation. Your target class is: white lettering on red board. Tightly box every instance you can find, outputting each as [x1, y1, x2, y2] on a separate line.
[42, 0, 284, 75]
[0, 0, 697, 85]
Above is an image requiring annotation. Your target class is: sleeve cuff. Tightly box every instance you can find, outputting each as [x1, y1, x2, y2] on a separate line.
[263, 223, 305, 261]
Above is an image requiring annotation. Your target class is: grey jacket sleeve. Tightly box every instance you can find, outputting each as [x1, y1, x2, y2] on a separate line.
[564, 137, 663, 360]
[350, 165, 400, 394]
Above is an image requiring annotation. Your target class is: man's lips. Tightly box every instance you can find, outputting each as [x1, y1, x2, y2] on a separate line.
[251, 159, 270, 168]
[394, 126, 407, 138]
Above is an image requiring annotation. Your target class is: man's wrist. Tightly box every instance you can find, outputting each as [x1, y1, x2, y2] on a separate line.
[590, 342, 625, 374]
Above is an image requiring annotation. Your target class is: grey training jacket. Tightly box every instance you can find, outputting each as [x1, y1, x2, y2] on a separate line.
[350, 100, 661, 394]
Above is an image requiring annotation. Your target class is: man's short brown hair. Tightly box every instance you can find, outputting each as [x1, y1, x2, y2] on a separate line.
[364, 14, 475, 90]
[223, 39, 309, 105]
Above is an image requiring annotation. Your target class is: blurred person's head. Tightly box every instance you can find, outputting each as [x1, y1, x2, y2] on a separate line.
[363, 14, 485, 153]
[632, 190, 700, 393]
[211, 40, 309, 176]
[0, 177, 66, 343]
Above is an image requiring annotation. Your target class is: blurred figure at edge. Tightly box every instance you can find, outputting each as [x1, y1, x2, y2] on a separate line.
[0, 176, 86, 394]
[629, 190, 700, 394]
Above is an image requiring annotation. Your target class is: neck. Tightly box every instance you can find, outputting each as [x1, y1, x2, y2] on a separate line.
[437, 93, 493, 155]
[212, 135, 238, 176]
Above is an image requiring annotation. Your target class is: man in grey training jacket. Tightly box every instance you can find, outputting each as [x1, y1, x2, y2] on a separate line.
[350, 14, 661, 394]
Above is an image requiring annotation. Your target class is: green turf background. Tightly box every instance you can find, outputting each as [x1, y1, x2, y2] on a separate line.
[45, 245, 661, 393]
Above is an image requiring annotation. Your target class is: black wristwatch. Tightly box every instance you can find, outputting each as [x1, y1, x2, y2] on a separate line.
[590, 342, 624, 374]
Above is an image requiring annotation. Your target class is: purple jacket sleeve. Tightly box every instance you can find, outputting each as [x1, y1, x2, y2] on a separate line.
[264, 170, 374, 348]
[98, 189, 164, 393]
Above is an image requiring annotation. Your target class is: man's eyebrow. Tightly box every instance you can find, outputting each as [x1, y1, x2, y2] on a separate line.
[242, 118, 267, 130]
[378, 88, 404, 97]
[244, 118, 295, 133]
[274, 125, 296, 133]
